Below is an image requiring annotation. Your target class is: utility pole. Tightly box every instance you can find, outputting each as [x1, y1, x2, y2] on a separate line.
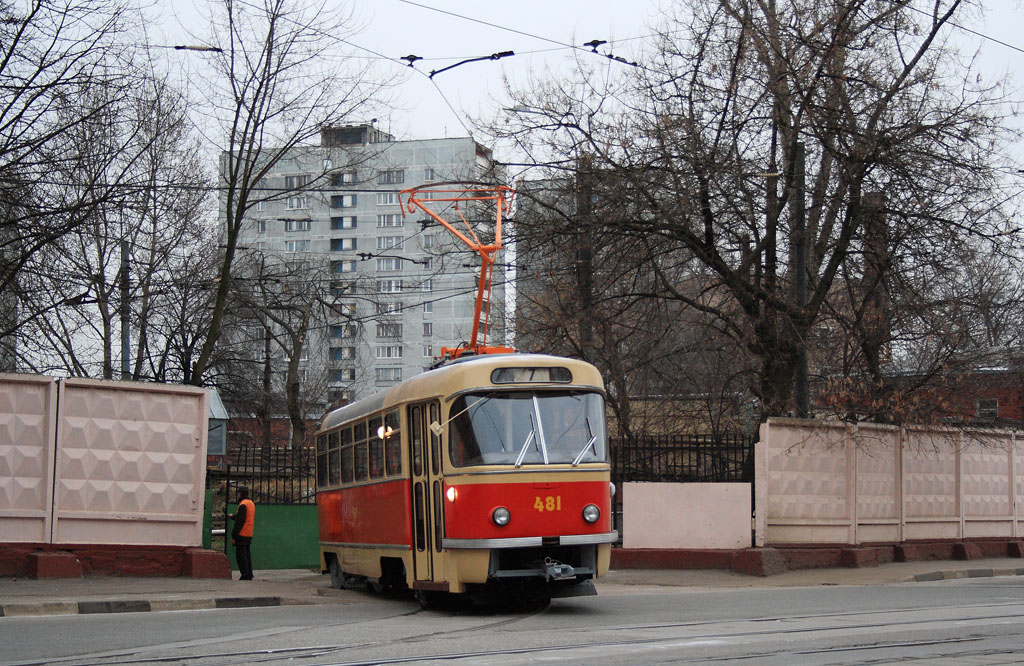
[576, 156, 594, 363]
[120, 240, 131, 381]
[792, 142, 809, 417]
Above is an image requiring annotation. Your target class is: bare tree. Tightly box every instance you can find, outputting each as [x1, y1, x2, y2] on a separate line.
[0, 0, 137, 364]
[493, 0, 1020, 423]
[187, 0, 384, 385]
[11, 66, 210, 379]
[219, 250, 338, 459]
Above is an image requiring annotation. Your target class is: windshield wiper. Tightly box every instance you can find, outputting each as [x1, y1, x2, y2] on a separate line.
[514, 413, 537, 468]
[572, 417, 597, 466]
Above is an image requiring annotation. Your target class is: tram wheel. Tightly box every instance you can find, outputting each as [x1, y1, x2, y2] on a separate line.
[415, 590, 439, 609]
[329, 557, 344, 590]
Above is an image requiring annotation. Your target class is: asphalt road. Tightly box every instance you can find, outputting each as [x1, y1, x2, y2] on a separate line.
[4, 577, 1024, 665]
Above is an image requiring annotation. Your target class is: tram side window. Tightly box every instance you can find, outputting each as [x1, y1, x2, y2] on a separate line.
[353, 421, 368, 481]
[340, 427, 353, 484]
[341, 445, 354, 484]
[369, 416, 384, 479]
[410, 406, 423, 476]
[354, 442, 368, 481]
[328, 431, 340, 486]
[429, 403, 440, 475]
[385, 410, 402, 475]
[316, 435, 328, 488]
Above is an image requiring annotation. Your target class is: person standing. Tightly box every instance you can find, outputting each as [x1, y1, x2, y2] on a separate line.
[230, 487, 255, 581]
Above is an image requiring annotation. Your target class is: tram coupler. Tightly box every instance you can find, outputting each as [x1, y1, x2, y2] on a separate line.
[544, 558, 575, 581]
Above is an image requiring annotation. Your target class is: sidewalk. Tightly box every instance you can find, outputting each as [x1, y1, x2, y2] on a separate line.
[3, 558, 1024, 618]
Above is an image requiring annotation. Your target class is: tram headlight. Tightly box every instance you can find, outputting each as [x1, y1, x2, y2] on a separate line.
[582, 504, 601, 523]
[492, 506, 511, 526]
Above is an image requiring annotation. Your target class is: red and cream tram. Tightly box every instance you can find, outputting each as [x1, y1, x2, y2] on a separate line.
[314, 353, 616, 605]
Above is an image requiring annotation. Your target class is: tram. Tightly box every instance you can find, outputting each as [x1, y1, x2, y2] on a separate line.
[314, 353, 616, 605]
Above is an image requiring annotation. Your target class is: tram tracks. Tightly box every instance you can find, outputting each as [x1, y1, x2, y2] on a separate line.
[11, 600, 1024, 666]
[6, 602, 548, 666]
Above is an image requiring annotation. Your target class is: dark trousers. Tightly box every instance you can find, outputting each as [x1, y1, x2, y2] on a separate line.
[235, 538, 253, 580]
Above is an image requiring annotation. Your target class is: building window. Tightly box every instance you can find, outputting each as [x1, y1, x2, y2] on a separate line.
[329, 389, 353, 403]
[332, 194, 357, 208]
[330, 368, 355, 384]
[285, 174, 310, 189]
[421, 279, 432, 292]
[424, 167, 435, 181]
[331, 280, 355, 295]
[423, 322, 433, 337]
[255, 200, 267, 212]
[376, 323, 402, 338]
[332, 260, 357, 273]
[377, 302, 403, 315]
[376, 257, 402, 272]
[376, 345, 404, 359]
[977, 398, 999, 419]
[378, 280, 403, 293]
[331, 238, 357, 251]
[286, 196, 310, 210]
[375, 367, 403, 382]
[333, 302, 357, 317]
[332, 216, 357, 229]
[284, 240, 310, 253]
[420, 257, 433, 270]
[376, 214, 402, 228]
[377, 236, 403, 250]
[330, 324, 358, 338]
[330, 346, 356, 360]
[422, 235, 434, 248]
[422, 345, 433, 358]
[255, 219, 266, 233]
[285, 219, 311, 232]
[422, 301, 433, 315]
[331, 171, 356, 186]
[420, 191, 436, 200]
[376, 169, 404, 185]
[376, 192, 399, 206]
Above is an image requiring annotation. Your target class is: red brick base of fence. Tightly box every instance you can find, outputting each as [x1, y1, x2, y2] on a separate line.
[0, 544, 230, 579]
[611, 539, 1024, 577]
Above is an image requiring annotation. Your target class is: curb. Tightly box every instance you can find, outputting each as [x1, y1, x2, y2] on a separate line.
[907, 567, 1024, 582]
[0, 596, 290, 618]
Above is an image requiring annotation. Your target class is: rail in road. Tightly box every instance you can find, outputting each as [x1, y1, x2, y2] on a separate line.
[5, 584, 1024, 665]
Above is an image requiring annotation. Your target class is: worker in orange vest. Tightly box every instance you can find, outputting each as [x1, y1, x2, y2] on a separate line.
[229, 486, 255, 580]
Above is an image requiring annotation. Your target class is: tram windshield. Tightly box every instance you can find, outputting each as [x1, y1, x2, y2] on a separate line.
[449, 390, 607, 467]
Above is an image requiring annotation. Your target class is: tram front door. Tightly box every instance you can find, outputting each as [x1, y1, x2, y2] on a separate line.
[409, 401, 444, 588]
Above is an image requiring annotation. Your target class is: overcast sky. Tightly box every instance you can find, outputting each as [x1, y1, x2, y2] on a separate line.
[155, 1, 1022, 158]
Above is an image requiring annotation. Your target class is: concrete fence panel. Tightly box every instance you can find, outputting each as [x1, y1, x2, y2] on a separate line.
[52, 379, 209, 547]
[757, 418, 1022, 546]
[0, 374, 57, 543]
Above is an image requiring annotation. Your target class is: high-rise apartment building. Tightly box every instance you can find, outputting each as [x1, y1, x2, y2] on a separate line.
[229, 125, 506, 407]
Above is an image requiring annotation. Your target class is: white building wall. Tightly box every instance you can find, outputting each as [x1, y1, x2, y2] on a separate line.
[233, 132, 506, 404]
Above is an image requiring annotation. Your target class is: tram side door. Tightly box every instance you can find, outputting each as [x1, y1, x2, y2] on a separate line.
[408, 401, 444, 584]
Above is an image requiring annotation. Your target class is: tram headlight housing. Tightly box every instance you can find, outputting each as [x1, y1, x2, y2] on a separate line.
[582, 504, 601, 523]
[492, 506, 511, 527]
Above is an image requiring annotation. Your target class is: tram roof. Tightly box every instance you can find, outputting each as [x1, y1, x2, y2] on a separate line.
[319, 353, 603, 432]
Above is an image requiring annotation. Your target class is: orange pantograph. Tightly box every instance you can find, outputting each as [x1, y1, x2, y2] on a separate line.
[399, 183, 514, 361]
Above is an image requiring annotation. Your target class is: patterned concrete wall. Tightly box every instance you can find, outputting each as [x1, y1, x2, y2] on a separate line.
[755, 419, 1020, 546]
[52, 379, 209, 546]
[0, 374, 208, 549]
[622, 483, 751, 549]
[0, 375, 57, 543]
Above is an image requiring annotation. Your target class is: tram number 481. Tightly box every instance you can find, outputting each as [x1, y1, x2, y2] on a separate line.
[533, 496, 562, 512]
